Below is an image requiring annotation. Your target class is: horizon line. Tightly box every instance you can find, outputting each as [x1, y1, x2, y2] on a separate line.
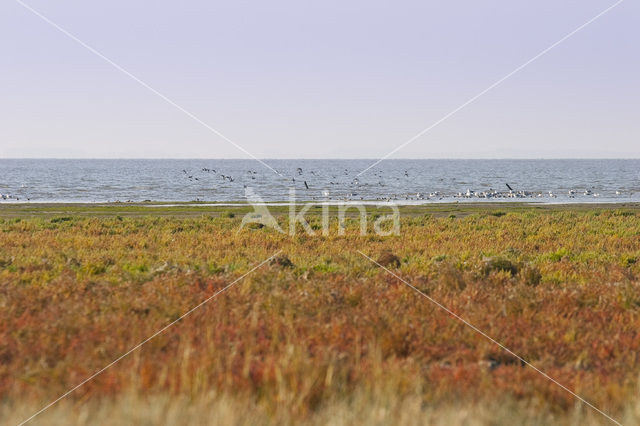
[1, 157, 639, 161]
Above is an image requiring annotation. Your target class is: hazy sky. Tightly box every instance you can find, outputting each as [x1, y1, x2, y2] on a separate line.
[1, 0, 638, 159]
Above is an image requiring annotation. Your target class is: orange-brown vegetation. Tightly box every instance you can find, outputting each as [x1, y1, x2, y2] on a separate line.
[1, 207, 640, 424]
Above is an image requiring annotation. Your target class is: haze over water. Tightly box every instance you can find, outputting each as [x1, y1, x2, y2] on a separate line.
[0, 159, 638, 204]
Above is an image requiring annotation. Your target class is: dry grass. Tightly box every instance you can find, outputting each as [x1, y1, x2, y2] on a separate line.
[1, 207, 640, 424]
[7, 391, 640, 426]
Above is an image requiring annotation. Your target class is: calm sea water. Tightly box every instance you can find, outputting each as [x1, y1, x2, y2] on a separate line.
[0, 159, 639, 204]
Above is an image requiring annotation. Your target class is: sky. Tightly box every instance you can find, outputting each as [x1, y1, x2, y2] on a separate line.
[1, 0, 638, 159]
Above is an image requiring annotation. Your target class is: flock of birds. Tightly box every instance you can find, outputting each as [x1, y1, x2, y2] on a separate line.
[450, 187, 611, 200]
[0, 167, 632, 203]
[167, 166, 631, 203]
[0, 193, 23, 201]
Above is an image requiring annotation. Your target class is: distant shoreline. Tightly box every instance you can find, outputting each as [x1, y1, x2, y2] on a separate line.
[2, 200, 640, 207]
[1, 201, 639, 219]
[1, 200, 640, 206]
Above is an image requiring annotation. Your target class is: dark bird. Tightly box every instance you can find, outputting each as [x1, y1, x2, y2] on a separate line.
[304, 181, 309, 189]
[506, 183, 514, 191]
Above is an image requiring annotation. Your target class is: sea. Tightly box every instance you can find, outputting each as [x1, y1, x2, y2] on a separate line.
[0, 159, 639, 204]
